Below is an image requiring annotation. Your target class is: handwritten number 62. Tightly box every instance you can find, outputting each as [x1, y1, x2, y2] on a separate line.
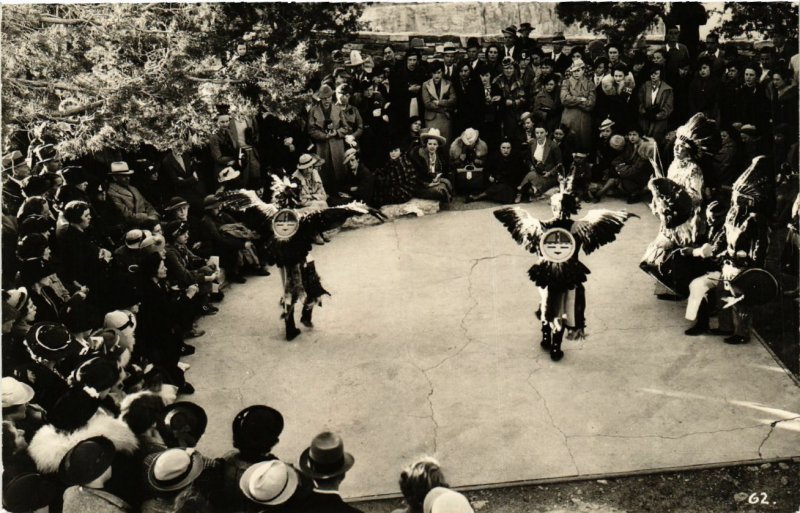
[747, 492, 769, 505]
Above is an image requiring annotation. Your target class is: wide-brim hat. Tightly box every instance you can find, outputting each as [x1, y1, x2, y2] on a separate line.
[461, 128, 480, 146]
[70, 356, 121, 392]
[568, 58, 586, 72]
[599, 118, 616, 131]
[423, 487, 474, 513]
[346, 49, 364, 67]
[343, 148, 359, 165]
[442, 42, 458, 54]
[232, 405, 284, 449]
[49, 387, 102, 432]
[298, 431, 355, 479]
[109, 161, 133, 175]
[519, 22, 534, 33]
[145, 448, 205, 492]
[164, 220, 189, 240]
[420, 128, 446, 145]
[2, 473, 60, 513]
[218, 166, 241, 183]
[2, 150, 26, 172]
[58, 435, 116, 486]
[552, 32, 566, 44]
[318, 84, 334, 99]
[24, 321, 78, 362]
[297, 154, 316, 170]
[239, 460, 299, 505]
[2, 376, 35, 408]
[203, 195, 222, 210]
[158, 401, 208, 447]
[60, 166, 86, 185]
[164, 196, 189, 211]
[501, 25, 518, 36]
[519, 112, 533, 124]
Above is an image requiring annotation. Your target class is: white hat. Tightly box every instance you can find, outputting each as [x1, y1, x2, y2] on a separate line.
[2, 377, 35, 408]
[423, 487, 474, 513]
[5, 287, 29, 312]
[109, 161, 133, 175]
[218, 166, 241, 183]
[239, 460, 299, 505]
[599, 118, 615, 131]
[343, 148, 359, 165]
[460, 128, 479, 146]
[420, 128, 446, 145]
[297, 154, 316, 170]
[347, 50, 364, 67]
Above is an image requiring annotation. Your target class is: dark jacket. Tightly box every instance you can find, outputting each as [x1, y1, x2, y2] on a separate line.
[159, 151, 206, 211]
[296, 491, 364, 513]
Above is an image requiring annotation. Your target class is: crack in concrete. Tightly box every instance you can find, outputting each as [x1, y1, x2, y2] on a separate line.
[757, 415, 800, 458]
[403, 345, 440, 455]
[526, 368, 580, 475]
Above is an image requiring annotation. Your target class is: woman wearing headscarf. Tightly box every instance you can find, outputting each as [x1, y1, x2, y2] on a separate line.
[422, 61, 457, 144]
[559, 59, 596, 153]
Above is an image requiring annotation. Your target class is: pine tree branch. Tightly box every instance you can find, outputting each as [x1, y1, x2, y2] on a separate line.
[184, 75, 244, 84]
[8, 78, 94, 94]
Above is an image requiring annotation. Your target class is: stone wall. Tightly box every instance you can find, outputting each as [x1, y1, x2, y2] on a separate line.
[359, 2, 620, 38]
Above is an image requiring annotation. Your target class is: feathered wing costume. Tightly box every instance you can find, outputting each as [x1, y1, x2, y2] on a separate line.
[494, 170, 638, 361]
[640, 113, 720, 295]
[221, 176, 386, 340]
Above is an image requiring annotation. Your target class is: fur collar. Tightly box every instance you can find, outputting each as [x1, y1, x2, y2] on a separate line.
[28, 412, 139, 473]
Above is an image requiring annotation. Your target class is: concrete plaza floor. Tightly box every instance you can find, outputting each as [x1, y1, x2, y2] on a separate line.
[186, 199, 800, 499]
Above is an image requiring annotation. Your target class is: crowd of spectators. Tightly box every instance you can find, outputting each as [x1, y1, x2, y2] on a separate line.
[1, 19, 798, 513]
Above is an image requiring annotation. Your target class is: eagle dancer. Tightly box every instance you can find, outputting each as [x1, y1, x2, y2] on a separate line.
[221, 176, 386, 340]
[494, 172, 638, 361]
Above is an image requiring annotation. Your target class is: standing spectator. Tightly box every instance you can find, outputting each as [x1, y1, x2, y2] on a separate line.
[476, 64, 502, 151]
[160, 149, 206, 215]
[688, 57, 721, 120]
[768, 68, 799, 139]
[441, 43, 459, 81]
[663, 25, 691, 85]
[560, 59, 596, 153]
[758, 46, 776, 85]
[493, 57, 527, 142]
[637, 64, 674, 142]
[733, 64, 770, 131]
[549, 33, 571, 76]
[422, 61, 457, 143]
[606, 43, 626, 69]
[484, 44, 502, 78]
[296, 431, 362, 513]
[697, 33, 725, 77]
[500, 25, 520, 61]
[106, 162, 160, 229]
[718, 64, 742, 129]
[308, 85, 346, 196]
[713, 127, 742, 189]
[389, 50, 428, 140]
[460, 37, 482, 72]
[452, 62, 482, 136]
[773, 27, 799, 65]
[670, 59, 694, 128]
[208, 106, 242, 190]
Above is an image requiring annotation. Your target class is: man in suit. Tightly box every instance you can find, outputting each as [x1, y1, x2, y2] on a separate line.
[501, 25, 521, 61]
[208, 104, 261, 190]
[517, 22, 538, 54]
[663, 25, 691, 85]
[442, 42, 459, 81]
[106, 161, 160, 229]
[637, 63, 674, 142]
[296, 431, 363, 513]
[159, 148, 206, 214]
[697, 33, 725, 77]
[550, 33, 571, 76]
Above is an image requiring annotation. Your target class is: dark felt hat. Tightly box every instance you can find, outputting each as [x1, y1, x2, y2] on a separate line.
[298, 431, 355, 479]
[23, 175, 51, 197]
[17, 233, 49, 260]
[164, 196, 189, 211]
[19, 214, 52, 236]
[58, 435, 116, 486]
[519, 22, 534, 33]
[24, 321, 79, 362]
[60, 166, 86, 185]
[2, 473, 60, 513]
[164, 220, 189, 241]
[158, 401, 208, 448]
[60, 294, 94, 334]
[49, 387, 102, 432]
[70, 356, 121, 392]
[232, 405, 284, 451]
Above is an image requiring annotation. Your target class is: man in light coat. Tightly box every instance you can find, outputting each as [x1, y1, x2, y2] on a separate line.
[106, 162, 160, 229]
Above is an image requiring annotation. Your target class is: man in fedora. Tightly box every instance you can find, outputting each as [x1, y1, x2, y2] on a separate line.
[441, 42, 459, 81]
[296, 431, 363, 513]
[501, 25, 521, 61]
[518, 22, 538, 55]
[59, 436, 130, 513]
[210, 103, 262, 190]
[106, 161, 160, 229]
[2, 150, 30, 215]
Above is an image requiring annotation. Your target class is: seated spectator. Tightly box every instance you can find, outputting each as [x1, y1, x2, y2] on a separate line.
[238, 459, 309, 512]
[296, 431, 362, 513]
[588, 134, 627, 202]
[409, 128, 453, 203]
[59, 436, 130, 513]
[712, 127, 742, 191]
[157, 401, 207, 449]
[55, 167, 91, 206]
[423, 487, 474, 513]
[198, 195, 250, 283]
[141, 447, 207, 512]
[2, 150, 30, 216]
[449, 128, 488, 169]
[216, 164, 243, 194]
[610, 128, 656, 203]
[164, 220, 219, 327]
[518, 124, 562, 200]
[330, 149, 375, 206]
[392, 457, 449, 513]
[56, 201, 113, 303]
[106, 162, 160, 229]
[2, 378, 46, 444]
[292, 154, 329, 211]
[567, 151, 593, 201]
[372, 145, 418, 207]
[17, 233, 78, 323]
[466, 139, 526, 204]
[2, 472, 61, 513]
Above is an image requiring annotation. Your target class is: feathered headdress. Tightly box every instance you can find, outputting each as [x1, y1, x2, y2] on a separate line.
[674, 113, 721, 160]
[731, 155, 770, 211]
[270, 174, 299, 208]
[552, 165, 580, 217]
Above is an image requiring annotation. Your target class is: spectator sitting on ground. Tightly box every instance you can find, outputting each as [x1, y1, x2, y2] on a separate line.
[330, 148, 375, 207]
[449, 128, 488, 169]
[106, 161, 160, 229]
[391, 456, 449, 513]
[610, 128, 656, 203]
[588, 134, 627, 202]
[409, 128, 453, 204]
[198, 195, 250, 284]
[372, 145, 418, 208]
[518, 124, 562, 200]
[466, 139, 526, 204]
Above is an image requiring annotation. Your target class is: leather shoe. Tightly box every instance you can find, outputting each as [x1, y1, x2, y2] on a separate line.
[313, 234, 325, 245]
[723, 335, 748, 345]
[231, 274, 247, 284]
[684, 324, 708, 336]
[178, 382, 195, 395]
[184, 328, 205, 339]
[210, 291, 225, 302]
[180, 344, 196, 356]
[200, 304, 218, 316]
[656, 293, 681, 301]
